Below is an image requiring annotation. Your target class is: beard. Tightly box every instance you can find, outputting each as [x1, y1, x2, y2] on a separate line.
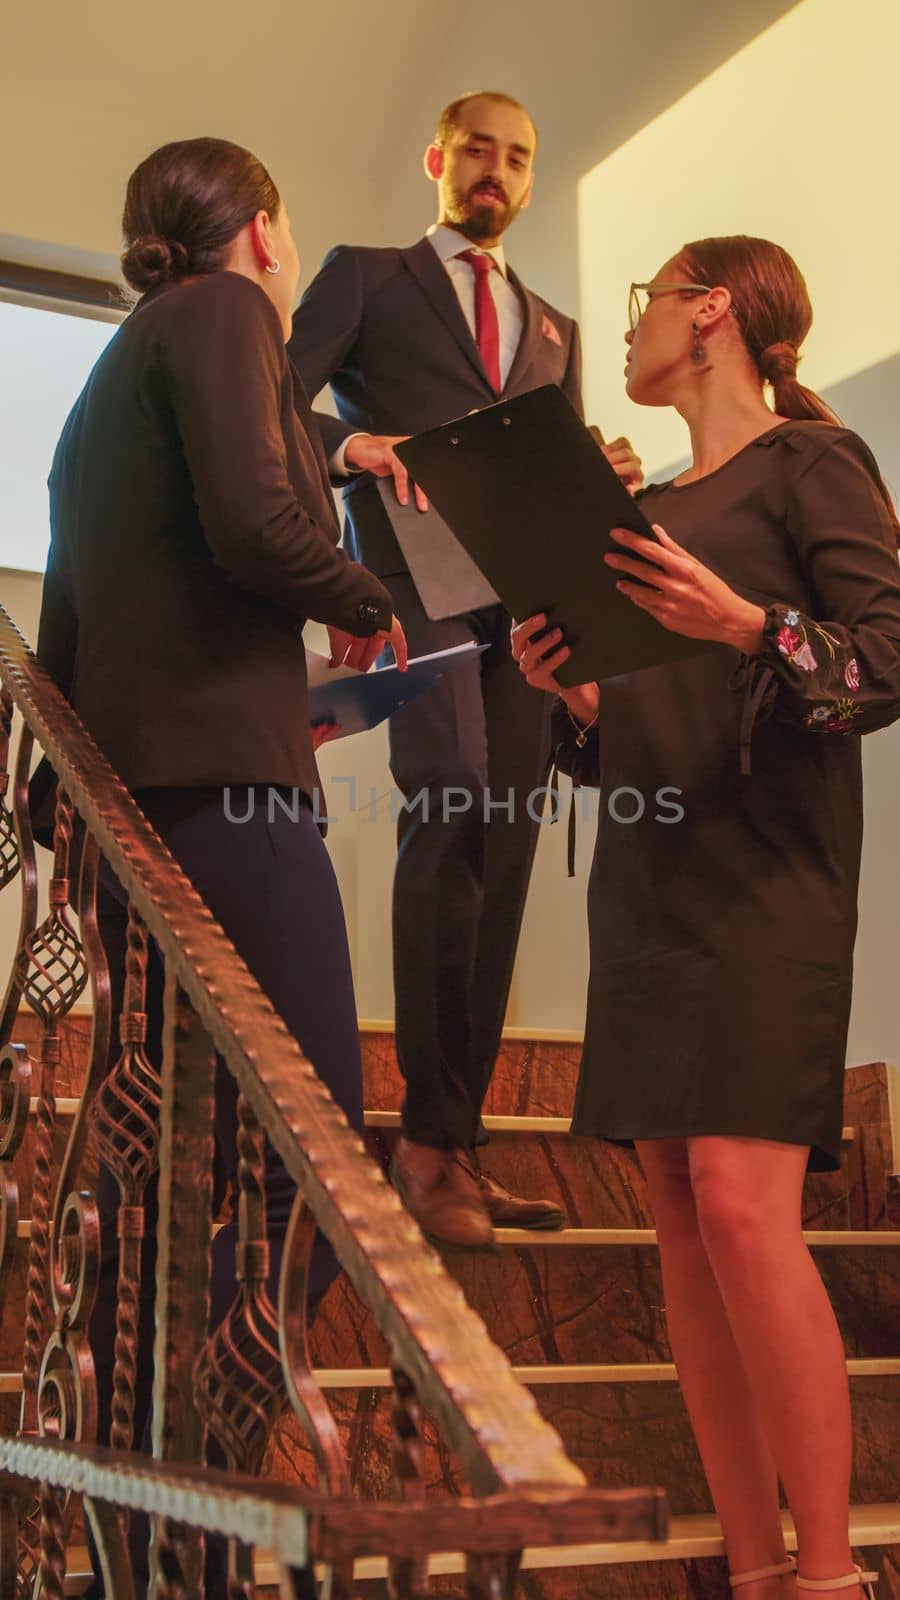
[445, 180, 520, 241]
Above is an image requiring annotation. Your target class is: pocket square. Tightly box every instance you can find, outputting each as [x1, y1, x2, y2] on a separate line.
[541, 314, 562, 347]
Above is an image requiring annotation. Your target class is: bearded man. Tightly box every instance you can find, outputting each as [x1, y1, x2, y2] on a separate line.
[288, 90, 641, 1247]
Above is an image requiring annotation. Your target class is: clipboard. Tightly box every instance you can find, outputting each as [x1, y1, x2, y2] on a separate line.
[306, 642, 489, 738]
[395, 385, 716, 685]
[375, 478, 499, 620]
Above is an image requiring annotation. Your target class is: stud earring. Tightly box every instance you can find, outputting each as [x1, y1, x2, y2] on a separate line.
[691, 320, 707, 364]
[264, 258, 281, 275]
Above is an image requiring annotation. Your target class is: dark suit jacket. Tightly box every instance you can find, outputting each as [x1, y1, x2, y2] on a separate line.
[36, 270, 392, 804]
[287, 236, 584, 576]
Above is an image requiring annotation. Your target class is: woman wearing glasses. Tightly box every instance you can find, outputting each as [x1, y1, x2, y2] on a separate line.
[512, 236, 900, 1600]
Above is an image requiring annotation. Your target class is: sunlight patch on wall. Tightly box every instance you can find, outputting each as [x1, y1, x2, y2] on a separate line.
[577, 0, 900, 477]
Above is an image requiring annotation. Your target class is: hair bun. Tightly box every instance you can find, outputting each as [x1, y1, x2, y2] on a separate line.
[121, 233, 190, 293]
[759, 340, 800, 382]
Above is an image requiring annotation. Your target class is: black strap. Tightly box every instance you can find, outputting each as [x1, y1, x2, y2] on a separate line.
[737, 661, 776, 776]
[548, 754, 579, 878]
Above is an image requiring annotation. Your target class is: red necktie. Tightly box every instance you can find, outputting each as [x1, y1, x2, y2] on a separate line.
[456, 249, 501, 393]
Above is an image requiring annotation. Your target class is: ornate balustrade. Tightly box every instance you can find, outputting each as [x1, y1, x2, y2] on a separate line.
[0, 601, 666, 1599]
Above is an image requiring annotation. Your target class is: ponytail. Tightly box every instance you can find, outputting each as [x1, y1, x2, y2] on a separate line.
[678, 236, 840, 426]
[758, 339, 840, 425]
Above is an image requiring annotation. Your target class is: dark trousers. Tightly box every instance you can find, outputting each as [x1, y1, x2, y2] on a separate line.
[86, 786, 362, 1599]
[382, 575, 550, 1151]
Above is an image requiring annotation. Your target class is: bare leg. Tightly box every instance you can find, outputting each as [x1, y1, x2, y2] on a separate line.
[637, 1140, 792, 1600]
[687, 1137, 858, 1592]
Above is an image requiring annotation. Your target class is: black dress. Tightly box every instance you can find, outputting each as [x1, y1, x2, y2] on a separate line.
[553, 423, 900, 1170]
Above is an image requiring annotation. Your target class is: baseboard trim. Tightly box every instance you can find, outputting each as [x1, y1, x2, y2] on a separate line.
[358, 1019, 586, 1043]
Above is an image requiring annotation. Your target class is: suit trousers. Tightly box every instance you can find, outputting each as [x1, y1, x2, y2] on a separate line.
[381, 574, 551, 1150]
[85, 786, 361, 1599]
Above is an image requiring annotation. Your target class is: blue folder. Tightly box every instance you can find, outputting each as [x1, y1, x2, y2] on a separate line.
[306, 642, 489, 738]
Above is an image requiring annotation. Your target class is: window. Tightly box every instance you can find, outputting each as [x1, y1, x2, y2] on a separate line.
[1, 282, 122, 574]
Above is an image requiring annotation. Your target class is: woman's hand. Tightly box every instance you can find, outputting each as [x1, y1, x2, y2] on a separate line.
[511, 614, 600, 726]
[605, 524, 765, 652]
[601, 436, 644, 493]
[511, 613, 570, 691]
[327, 615, 409, 675]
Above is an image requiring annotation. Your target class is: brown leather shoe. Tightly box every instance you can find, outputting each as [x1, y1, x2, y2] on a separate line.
[391, 1138, 494, 1249]
[477, 1171, 566, 1230]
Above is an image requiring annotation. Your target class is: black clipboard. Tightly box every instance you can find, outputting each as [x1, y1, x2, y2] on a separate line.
[395, 385, 715, 686]
[375, 478, 499, 620]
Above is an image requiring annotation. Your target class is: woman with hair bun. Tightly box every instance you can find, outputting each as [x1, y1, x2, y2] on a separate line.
[36, 136, 406, 1598]
[513, 235, 900, 1600]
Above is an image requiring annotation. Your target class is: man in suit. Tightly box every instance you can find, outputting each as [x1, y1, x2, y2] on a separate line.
[289, 90, 641, 1248]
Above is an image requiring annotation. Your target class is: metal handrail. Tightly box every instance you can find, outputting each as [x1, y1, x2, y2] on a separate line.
[0, 1436, 667, 1573]
[0, 600, 667, 1594]
[0, 601, 583, 1491]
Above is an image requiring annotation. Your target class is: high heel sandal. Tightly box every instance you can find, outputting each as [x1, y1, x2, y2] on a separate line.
[796, 1566, 878, 1598]
[730, 1557, 797, 1588]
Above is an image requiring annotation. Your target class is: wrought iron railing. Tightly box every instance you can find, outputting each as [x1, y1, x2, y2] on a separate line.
[0, 600, 667, 1598]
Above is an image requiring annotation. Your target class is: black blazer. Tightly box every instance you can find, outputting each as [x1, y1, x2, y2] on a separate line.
[36, 270, 392, 803]
[288, 236, 584, 576]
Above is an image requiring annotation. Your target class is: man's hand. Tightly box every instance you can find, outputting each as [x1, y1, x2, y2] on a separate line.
[343, 433, 429, 512]
[605, 523, 765, 652]
[326, 615, 409, 676]
[601, 436, 643, 493]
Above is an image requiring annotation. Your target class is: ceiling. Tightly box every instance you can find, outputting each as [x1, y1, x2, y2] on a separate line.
[1, 0, 799, 295]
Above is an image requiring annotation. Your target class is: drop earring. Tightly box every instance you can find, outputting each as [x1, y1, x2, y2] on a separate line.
[691, 320, 707, 364]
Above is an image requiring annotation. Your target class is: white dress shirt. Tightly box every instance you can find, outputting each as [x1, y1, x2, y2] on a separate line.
[331, 223, 524, 475]
[425, 222, 523, 388]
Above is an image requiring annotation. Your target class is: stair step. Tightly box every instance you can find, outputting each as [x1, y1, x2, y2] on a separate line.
[14, 1220, 900, 1245]
[490, 1228, 900, 1246]
[7, 1365, 898, 1518]
[311, 1358, 900, 1384]
[307, 1235, 900, 1380]
[311, 1357, 900, 1386]
[4, 1357, 896, 1397]
[8, 1229, 897, 1376]
[12, 1109, 880, 1233]
[62, 1502, 900, 1592]
[29, 1100, 859, 1143]
[11, 1016, 895, 1135]
[262, 1370, 899, 1516]
[28, 1098, 81, 1116]
[367, 1111, 858, 1140]
[513, 1227, 900, 1246]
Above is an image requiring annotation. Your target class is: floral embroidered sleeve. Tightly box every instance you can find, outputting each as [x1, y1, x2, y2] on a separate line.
[756, 602, 882, 733]
[736, 431, 900, 764]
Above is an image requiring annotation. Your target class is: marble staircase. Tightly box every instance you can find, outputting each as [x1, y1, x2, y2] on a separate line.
[3, 1016, 898, 1597]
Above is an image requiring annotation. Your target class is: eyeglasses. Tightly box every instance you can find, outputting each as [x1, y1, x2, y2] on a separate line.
[628, 281, 712, 333]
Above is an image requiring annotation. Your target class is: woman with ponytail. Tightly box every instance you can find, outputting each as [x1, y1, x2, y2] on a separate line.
[513, 236, 900, 1600]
